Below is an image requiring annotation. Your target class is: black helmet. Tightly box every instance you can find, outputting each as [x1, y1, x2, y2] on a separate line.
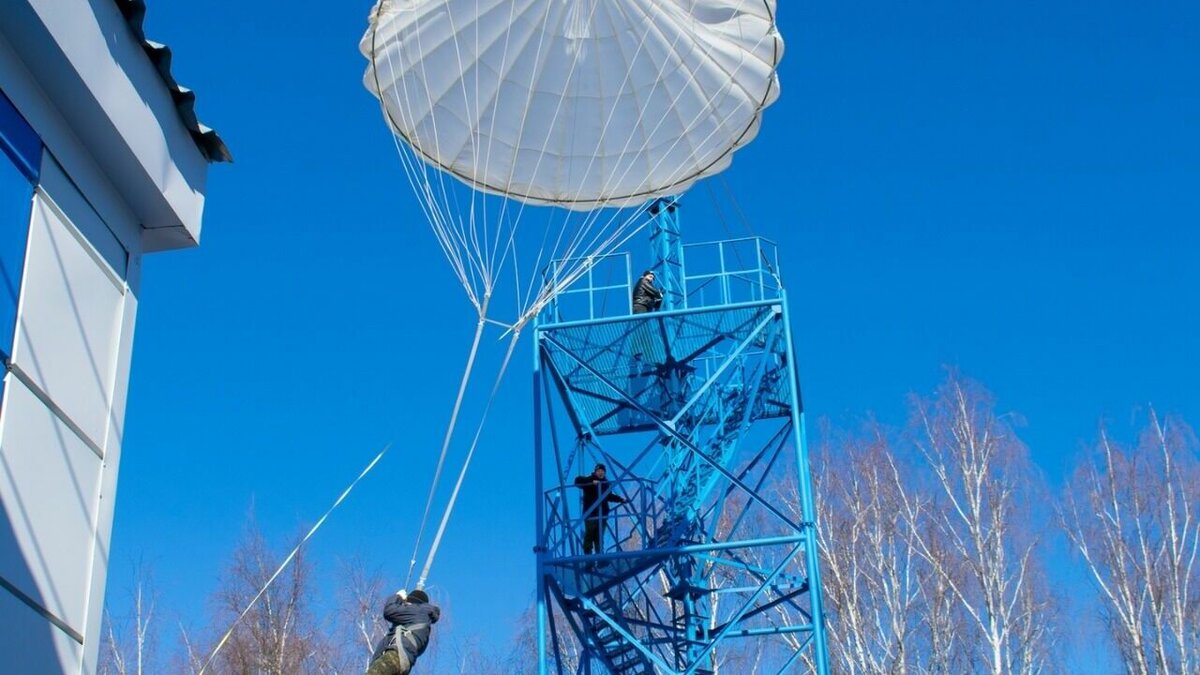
[407, 589, 430, 604]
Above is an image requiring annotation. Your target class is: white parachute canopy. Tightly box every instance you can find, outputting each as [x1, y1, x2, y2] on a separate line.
[363, 0, 782, 211]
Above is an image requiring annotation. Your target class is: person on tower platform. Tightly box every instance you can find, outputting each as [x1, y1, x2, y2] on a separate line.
[632, 270, 664, 313]
[365, 589, 441, 675]
[574, 463, 628, 555]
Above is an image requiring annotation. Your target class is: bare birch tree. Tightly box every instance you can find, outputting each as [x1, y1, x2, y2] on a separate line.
[809, 423, 927, 674]
[333, 556, 388, 671]
[1061, 410, 1200, 673]
[803, 421, 970, 675]
[100, 563, 159, 675]
[191, 521, 336, 674]
[907, 375, 1057, 674]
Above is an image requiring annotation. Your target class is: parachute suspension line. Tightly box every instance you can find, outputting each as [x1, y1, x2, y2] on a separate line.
[371, 0, 780, 324]
[377, 17, 493, 305]
[487, 40, 596, 310]
[523, 207, 643, 312]
[478, 0, 525, 282]
[513, 0, 777, 320]
[515, 211, 651, 329]
[422, 0, 544, 296]
[718, 174, 760, 239]
[479, 0, 621, 309]
[403, 300, 490, 589]
[371, 30, 480, 311]
[522, 13, 778, 316]
[198, 443, 394, 675]
[416, 329, 523, 589]
[400, 12, 476, 285]
[706, 180, 752, 272]
[374, 105, 457, 283]
[377, 0, 759, 323]
[387, 131, 480, 312]
[375, 0, 551, 309]
[509, 192, 659, 328]
[437, 3, 487, 283]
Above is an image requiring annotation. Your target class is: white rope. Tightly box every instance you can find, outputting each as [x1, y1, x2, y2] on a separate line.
[197, 443, 393, 675]
[403, 305, 490, 589]
[417, 329, 523, 588]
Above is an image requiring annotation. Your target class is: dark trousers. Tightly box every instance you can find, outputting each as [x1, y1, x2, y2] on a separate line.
[583, 518, 603, 554]
[630, 305, 655, 359]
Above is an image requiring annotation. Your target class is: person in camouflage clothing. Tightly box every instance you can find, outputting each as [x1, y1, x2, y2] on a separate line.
[365, 589, 440, 675]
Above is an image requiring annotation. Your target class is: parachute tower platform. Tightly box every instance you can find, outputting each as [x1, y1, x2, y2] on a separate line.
[533, 200, 831, 675]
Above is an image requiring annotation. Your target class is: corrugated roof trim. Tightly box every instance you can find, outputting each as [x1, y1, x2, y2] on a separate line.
[115, 0, 232, 163]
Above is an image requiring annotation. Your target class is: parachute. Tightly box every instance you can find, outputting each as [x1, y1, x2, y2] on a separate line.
[364, 0, 782, 210]
[360, 0, 783, 587]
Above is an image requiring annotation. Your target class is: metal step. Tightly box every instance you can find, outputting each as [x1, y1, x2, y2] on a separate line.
[580, 593, 656, 675]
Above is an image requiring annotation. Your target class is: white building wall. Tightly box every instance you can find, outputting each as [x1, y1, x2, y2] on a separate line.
[0, 1, 216, 672]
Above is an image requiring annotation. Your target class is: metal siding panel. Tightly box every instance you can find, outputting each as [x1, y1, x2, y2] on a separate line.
[11, 193, 124, 450]
[0, 376, 102, 641]
[37, 156, 127, 278]
[0, 588, 81, 674]
[80, 259, 138, 675]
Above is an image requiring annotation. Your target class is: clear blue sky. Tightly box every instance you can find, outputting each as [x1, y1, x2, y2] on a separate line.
[106, 0, 1199, 665]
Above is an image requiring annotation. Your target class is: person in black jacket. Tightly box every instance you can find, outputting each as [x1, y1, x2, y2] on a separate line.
[365, 589, 441, 675]
[574, 463, 627, 555]
[632, 270, 664, 313]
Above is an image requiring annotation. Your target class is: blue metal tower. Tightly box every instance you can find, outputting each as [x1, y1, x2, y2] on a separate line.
[533, 201, 830, 675]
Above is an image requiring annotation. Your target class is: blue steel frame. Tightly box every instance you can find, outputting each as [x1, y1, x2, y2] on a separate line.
[649, 197, 684, 311]
[533, 226, 829, 674]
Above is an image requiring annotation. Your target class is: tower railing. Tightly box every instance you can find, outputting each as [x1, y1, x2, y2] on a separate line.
[543, 251, 632, 324]
[541, 476, 662, 561]
[681, 236, 782, 308]
[542, 236, 781, 325]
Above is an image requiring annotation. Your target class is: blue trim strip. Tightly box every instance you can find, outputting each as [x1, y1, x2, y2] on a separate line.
[0, 89, 41, 183]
